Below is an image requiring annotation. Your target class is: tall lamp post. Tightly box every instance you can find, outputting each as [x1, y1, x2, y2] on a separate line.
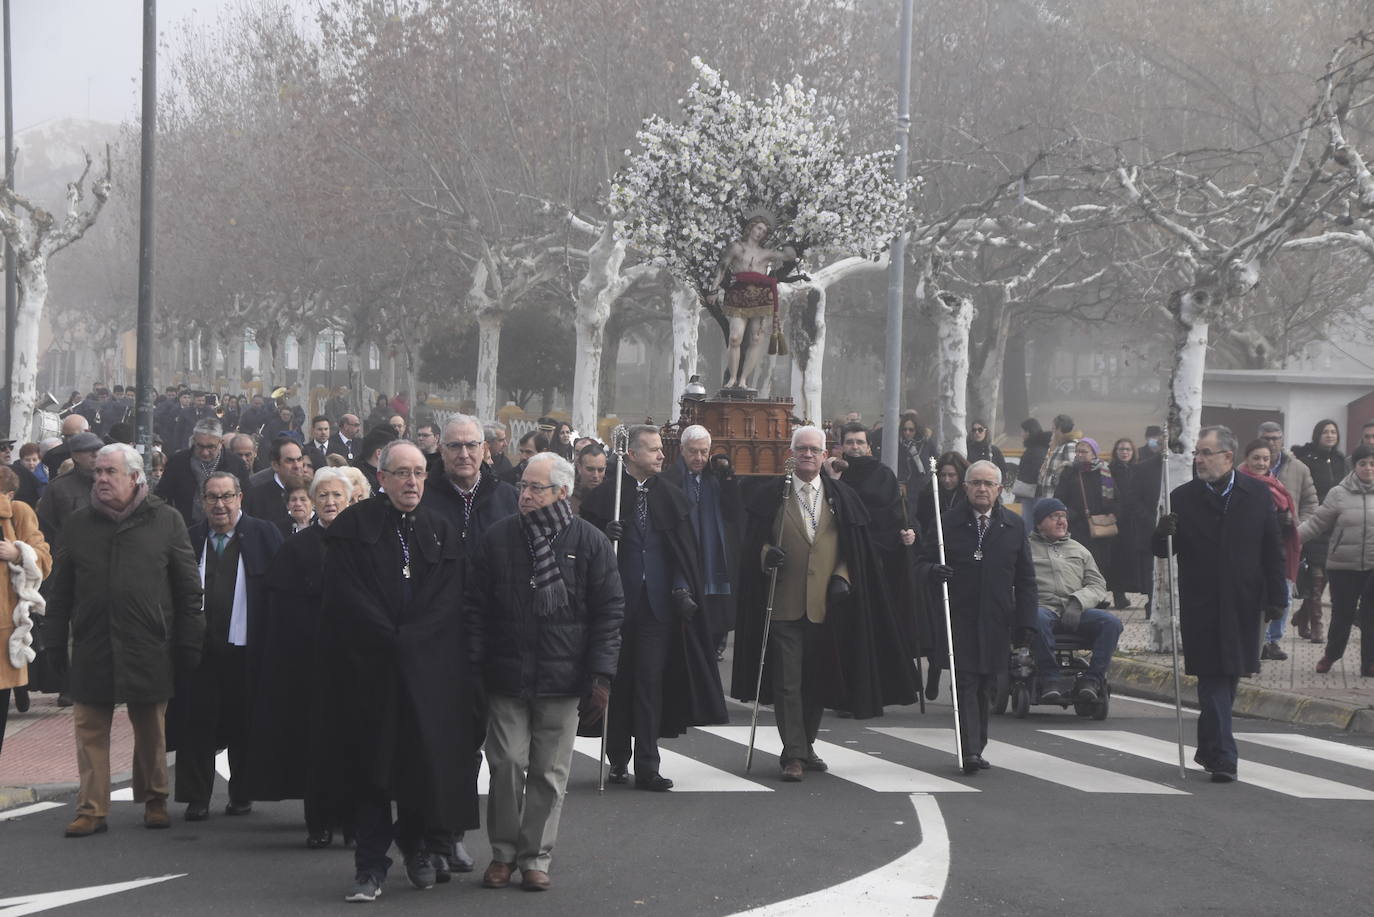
[881, 0, 915, 473]
[3, 0, 15, 435]
[134, 0, 156, 451]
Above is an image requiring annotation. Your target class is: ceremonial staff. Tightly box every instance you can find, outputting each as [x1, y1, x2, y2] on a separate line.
[599, 424, 630, 793]
[745, 457, 794, 771]
[1160, 433, 1188, 780]
[928, 457, 963, 769]
[899, 484, 925, 715]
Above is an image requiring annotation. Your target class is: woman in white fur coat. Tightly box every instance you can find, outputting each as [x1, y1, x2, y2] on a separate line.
[0, 464, 52, 752]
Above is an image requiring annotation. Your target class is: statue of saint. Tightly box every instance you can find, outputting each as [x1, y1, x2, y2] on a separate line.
[709, 209, 788, 392]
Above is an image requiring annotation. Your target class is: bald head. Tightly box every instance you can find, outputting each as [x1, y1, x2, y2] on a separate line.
[62, 414, 90, 438]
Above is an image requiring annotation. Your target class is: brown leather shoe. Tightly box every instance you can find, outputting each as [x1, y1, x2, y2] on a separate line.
[780, 760, 803, 782]
[482, 861, 514, 889]
[1316, 656, 1334, 673]
[65, 814, 108, 837]
[144, 798, 170, 829]
[521, 869, 551, 891]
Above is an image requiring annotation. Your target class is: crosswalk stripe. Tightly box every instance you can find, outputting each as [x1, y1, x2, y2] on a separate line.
[873, 727, 1188, 795]
[1236, 733, 1374, 771]
[0, 801, 65, 821]
[570, 736, 771, 792]
[1044, 730, 1374, 800]
[699, 726, 977, 793]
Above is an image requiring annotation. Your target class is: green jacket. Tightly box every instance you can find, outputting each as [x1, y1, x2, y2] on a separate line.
[45, 493, 205, 704]
[1028, 530, 1107, 616]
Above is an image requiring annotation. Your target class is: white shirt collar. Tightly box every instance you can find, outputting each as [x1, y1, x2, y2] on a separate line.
[793, 474, 823, 496]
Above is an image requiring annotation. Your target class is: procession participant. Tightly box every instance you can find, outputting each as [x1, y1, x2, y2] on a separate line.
[305, 416, 333, 470]
[661, 425, 740, 658]
[569, 442, 607, 516]
[286, 482, 314, 532]
[319, 441, 478, 900]
[41, 413, 90, 478]
[352, 427, 397, 496]
[733, 426, 919, 782]
[174, 472, 284, 821]
[919, 460, 1038, 775]
[329, 413, 362, 463]
[484, 422, 514, 481]
[243, 438, 308, 536]
[155, 418, 252, 526]
[468, 452, 623, 892]
[580, 424, 726, 791]
[35, 431, 103, 540]
[1154, 426, 1285, 782]
[420, 415, 518, 555]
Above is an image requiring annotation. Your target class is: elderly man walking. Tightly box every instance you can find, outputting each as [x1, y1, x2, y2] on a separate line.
[44, 444, 205, 836]
[1154, 426, 1285, 782]
[467, 452, 623, 892]
[155, 418, 253, 526]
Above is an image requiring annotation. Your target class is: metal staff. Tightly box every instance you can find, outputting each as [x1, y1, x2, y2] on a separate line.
[900, 484, 926, 715]
[746, 458, 794, 771]
[599, 424, 630, 793]
[1160, 436, 1188, 779]
[928, 456, 964, 769]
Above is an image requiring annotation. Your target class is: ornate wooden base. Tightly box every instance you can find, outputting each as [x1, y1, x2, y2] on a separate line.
[666, 394, 801, 475]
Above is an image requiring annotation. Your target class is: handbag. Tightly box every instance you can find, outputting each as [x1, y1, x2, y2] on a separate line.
[1010, 478, 1037, 500]
[1079, 473, 1118, 539]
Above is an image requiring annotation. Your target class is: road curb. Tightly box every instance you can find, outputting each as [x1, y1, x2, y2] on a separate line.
[1110, 655, 1374, 734]
[0, 785, 37, 811]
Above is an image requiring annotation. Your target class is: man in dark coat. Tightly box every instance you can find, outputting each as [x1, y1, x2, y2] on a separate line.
[484, 422, 515, 482]
[660, 425, 740, 657]
[1154, 426, 1285, 783]
[155, 418, 253, 526]
[36, 431, 103, 541]
[44, 444, 205, 837]
[580, 425, 727, 791]
[919, 459, 1038, 775]
[328, 413, 363, 463]
[732, 426, 919, 781]
[467, 452, 623, 892]
[243, 437, 308, 536]
[304, 415, 333, 470]
[173, 472, 284, 820]
[421, 414, 518, 559]
[170, 392, 199, 451]
[352, 427, 396, 497]
[319, 441, 478, 901]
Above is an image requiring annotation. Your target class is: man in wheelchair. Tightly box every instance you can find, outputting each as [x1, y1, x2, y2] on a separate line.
[1027, 499, 1124, 704]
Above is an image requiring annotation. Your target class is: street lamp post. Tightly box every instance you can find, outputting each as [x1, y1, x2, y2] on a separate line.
[134, 0, 157, 451]
[3, 0, 15, 435]
[881, 0, 915, 473]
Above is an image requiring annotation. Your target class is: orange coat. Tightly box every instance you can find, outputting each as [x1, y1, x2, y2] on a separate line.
[0, 495, 53, 690]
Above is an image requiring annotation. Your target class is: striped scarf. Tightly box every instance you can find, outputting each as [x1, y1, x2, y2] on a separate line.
[520, 497, 573, 617]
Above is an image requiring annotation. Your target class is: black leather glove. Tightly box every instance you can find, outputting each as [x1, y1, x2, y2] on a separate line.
[579, 675, 611, 726]
[826, 575, 850, 607]
[605, 520, 625, 541]
[709, 453, 734, 479]
[930, 564, 954, 583]
[1153, 513, 1178, 539]
[763, 544, 786, 570]
[671, 587, 698, 621]
[1264, 605, 1285, 622]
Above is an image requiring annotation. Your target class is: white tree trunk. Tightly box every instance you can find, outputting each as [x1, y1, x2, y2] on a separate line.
[571, 225, 634, 437]
[298, 327, 319, 394]
[475, 311, 503, 422]
[934, 292, 973, 454]
[669, 282, 700, 420]
[788, 285, 826, 423]
[228, 330, 246, 391]
[1170, 313, 1209, 457]
[271, 334, 289, 395]
[7, 259, 48, 442]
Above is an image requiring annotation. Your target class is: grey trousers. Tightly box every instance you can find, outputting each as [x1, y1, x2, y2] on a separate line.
[484, 694, 581, 872]
[768, 617, 824, 764]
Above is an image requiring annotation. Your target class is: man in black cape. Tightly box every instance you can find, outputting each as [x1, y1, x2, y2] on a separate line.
[580, 425, 727, 791]
[731, 426, 919, 780]
[318, 441, 478, 901]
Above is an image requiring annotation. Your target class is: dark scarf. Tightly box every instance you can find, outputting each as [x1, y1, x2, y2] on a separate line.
[91, 483, 149, 524]
[520, 498, 573, 617]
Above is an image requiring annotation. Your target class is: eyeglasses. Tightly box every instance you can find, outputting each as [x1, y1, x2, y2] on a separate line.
[1193, 448, 1232, 457]
[971, 427, 987, 433]
[516, 481, 560, 493]
[443, 440, 483, 453]
[1259, 434, 1282, 441]
[793, 445, 825, 455]
[966, 480, 1000, 488]
[203, 492, 240, 503]
[382, 468, 427, 481]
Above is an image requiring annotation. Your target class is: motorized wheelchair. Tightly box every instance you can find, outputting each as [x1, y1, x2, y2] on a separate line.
[993, 630, 1111, 720]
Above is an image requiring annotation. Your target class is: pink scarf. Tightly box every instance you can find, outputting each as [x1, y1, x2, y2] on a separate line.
[1239, 467, 1299, 581]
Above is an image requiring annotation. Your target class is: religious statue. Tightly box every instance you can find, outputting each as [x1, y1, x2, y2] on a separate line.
[708, 209, 793, 393]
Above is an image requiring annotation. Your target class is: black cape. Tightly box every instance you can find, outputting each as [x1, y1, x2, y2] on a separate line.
[580, 466, 728, 738]
[730, 475, 919, 716]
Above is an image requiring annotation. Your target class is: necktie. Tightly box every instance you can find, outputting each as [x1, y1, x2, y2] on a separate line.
[801, 482, 817, 538]
[692, 474, 702, 504]
[213, 532, 228, 555]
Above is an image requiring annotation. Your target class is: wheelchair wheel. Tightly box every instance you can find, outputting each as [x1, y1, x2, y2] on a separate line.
[1011, 683, 1030, 719]
[1073, 699, 1093, 717]
[1091, 686, 1111, 721]
[992, 670, 1010, 715]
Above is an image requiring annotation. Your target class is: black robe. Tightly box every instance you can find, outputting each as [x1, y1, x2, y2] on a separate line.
[730, 475, 919, 716]
[317, 496, 478, 830]
[661, 456, 741, 638]
[579, 465, 728, 739]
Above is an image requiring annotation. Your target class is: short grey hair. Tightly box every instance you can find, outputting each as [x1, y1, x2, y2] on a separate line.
[97, 443, 146, 486]
[680, 424, 712, 447]
[377, 438, 421, 472]
[1256, 421, 1283, 436]
[443, 414, 482, 438]
[201, 470, 240, 497]
[192, 418, 223, 440]
[1200, 425, 1239, 455]
[964, 459, 1002, 483]
[483, 422, 508, 443]
[627, 424, 660, 451]
[790, 425, 825, 450]
[309, 466, 353, 500]
[525, 452, 574, 493]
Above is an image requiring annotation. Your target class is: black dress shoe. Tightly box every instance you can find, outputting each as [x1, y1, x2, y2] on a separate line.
[925, 665, 941, 701]
[608, 763, 630, 785]
[224, 801, 253, 816]
[802, 753, 828, 772]
[634, 773, 673, 792]
[962, 757, 980, 775]
[184, 804, 209, 822]
[306, 829, 333, 849]
[975, 755, 991, 770]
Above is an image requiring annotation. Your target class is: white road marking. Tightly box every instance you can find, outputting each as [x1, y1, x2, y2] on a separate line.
[0, 874, 185, 915]
[874, 727, 1188, 795]
[1237, 732, 1374, 771]
[1045, 730, 1374, 800]
[727, 794, 948, 916]
[0, 801, 65, 821]
[215, 749, 232, 781]
[570, 736, 771, 792]
[699, 726, 976, 793]
[1113, 695, 1199, 716]
[111, 787, 134, 801]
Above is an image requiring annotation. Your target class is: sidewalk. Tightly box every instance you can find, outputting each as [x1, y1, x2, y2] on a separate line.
[1111, 596, 1374, 734]
[1, 691, 138, 811]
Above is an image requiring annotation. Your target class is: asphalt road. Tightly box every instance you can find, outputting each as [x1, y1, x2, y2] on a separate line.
[3, 686, 1374, 916]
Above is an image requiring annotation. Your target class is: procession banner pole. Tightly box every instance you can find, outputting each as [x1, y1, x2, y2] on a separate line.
[602, 423, 629, 793]
[928, 457, 964, 768]
[1161, 436, 1188, 780]
[900, 485, 926, 715]
[746, 459, 794, 771]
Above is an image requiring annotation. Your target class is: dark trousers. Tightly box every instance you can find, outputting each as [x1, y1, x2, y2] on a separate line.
[607, 589, 672, 775]
[768, 617, 824, 763]
[1195, 674, 1239, 771]
[353, 791, 448, 881]
[175, 646, 249, 806]
[1325, 569, 1374, 668]
[954, 669, 994, 758]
